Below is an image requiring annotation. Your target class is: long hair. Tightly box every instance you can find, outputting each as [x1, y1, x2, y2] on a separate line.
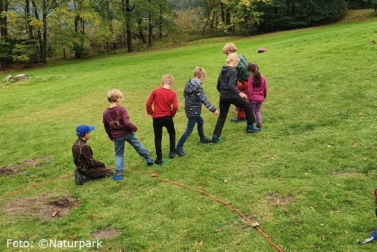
[247, 63, 261, 87]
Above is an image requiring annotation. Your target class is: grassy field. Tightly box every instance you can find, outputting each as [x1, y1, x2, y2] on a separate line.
[1, 10, 377, 252]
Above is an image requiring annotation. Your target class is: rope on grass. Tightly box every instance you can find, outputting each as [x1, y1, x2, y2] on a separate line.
[0, 174, 73, 201]
[0, 169, 284, 252]
[127, 168, 285, 252]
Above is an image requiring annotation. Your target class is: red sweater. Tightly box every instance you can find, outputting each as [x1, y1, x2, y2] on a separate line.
[146, 87, 178, 118]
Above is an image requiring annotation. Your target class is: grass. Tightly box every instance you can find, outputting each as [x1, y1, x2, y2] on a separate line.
[1, 9, 377, 252]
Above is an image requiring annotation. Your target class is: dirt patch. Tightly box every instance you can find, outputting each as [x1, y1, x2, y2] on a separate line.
[5, 194, 80, 219]
[263, 194, 295, 207]
[91, 226, 123, 239]
[0, 157, 53, 176]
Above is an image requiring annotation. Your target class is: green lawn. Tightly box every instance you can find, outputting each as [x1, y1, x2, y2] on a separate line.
[1, 14, 377, 251]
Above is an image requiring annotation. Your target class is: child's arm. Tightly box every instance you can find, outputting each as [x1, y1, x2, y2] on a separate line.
[146, 91, 155, 116]
[264, 78, 268, 99]
[121, 109, 138, 132]
[171, 93, 178, 117]
[82, 144, 106, 168]
[195, 87, 217, 113]
[102, 115, 113, 140]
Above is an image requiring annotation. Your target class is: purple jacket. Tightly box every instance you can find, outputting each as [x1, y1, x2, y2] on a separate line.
[247, 75, 267, 102]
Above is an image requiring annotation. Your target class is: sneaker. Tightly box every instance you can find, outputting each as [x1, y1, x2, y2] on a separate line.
[146, 157, 153, 166]
[212, 135, 219, 143]
[231, 117, 246, 123]
[256, 124, 263, 130]
[74, 169, 85, 186]
[154, 159, 163, 165]
[169, 151, 175, 159]
[112, 174, 123, 181]
[246, 125, 261, 133]
[175, 148, 186, 157]
[200, 138, 212, 144]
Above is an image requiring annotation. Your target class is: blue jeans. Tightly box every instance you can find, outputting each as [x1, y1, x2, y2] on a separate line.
[177, 116, 206, 149]
[114, 132, 149, 173]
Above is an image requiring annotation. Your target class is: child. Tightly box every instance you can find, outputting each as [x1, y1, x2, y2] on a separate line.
[103, 89, 153, 180]
[247, 63, 267, 130]
[222, 43, 250, 123]
[212, 53, 260, 143]
[72, 124, 113, 185]
[146, 74, 178, 165]
[175, 66, 219, 156]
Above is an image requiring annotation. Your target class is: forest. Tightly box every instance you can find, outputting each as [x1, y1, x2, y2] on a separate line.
[0, 0, 376, 68]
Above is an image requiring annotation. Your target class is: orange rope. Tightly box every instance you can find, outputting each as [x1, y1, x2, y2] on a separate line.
[128, 168, 285, 252]
[0, 169, 285, 252]
[0, 174, 73, 200]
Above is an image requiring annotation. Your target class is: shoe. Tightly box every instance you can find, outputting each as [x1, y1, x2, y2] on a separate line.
[169, 151, 175, 159]
[231, 117, 246, 123]
[212, 135, 219, 143]
[154, 159, 163, 165]
[146, 157, 153, 166]
[246, 125, 261, 133]
[74, 170, 85, 185]
[175, 148, 186, 157]
[200, 138, 212, 144]
[256, 124, 262, 130]
[112, 174, 123, 181]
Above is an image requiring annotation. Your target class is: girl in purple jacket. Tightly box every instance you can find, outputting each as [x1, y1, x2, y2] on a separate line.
[246, 63, 268, 130]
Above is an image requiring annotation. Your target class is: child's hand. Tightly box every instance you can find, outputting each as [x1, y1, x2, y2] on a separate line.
[214, 110, 219, 115]
[239, 93, 247, 100]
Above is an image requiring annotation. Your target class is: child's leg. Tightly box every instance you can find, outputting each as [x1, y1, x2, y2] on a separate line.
[114, 136, 126, 173]
[177, 117, 197, 149]
[125, 132, 150, 158]
[153, 118, 164, 160]
[164, 117, 176, 153]
[196, 116, 206, 141]
[254, 102, 263, 125]
[233, 98, 256, 125]
[213, 99, 231, 137]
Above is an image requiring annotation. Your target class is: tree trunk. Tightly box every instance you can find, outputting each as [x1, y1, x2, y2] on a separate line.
[125, 0, 133, 52]
[159, 3, 162, 39]
[41, 0, 47, 63]
[148, 0, 152, 47]
[0, 0, 8, 37]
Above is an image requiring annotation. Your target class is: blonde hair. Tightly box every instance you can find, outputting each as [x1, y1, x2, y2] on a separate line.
[161, 74, 174, 86]
[107, 89, 123, 103]
[222, 43, 237, 54]
[226, 53, 240, 64]
[194, 66, 206, 78]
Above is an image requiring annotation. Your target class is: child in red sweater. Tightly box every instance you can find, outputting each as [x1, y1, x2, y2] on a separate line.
[146, 74, 179, 165]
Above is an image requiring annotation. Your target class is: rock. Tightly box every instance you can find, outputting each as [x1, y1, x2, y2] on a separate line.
[3, 75, 12, 82]
[12, 74, 29, 82]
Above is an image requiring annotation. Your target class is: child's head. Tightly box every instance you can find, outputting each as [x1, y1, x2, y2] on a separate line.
[194, 66, 206, 82]
[226, 53, 240, 67]
[76, 124, 95, 139]
[222, 43, 237, 56]
[247, 63, 261, 87]
[161, 74, 174, 86]
[107, 89, 123, 103]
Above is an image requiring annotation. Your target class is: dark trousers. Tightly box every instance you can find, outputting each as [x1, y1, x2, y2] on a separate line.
[153, 116, 176, 160]
[213, 97, 255, 137]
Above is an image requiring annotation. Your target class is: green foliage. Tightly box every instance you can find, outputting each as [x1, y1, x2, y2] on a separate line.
[11, 40, 36, 62]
